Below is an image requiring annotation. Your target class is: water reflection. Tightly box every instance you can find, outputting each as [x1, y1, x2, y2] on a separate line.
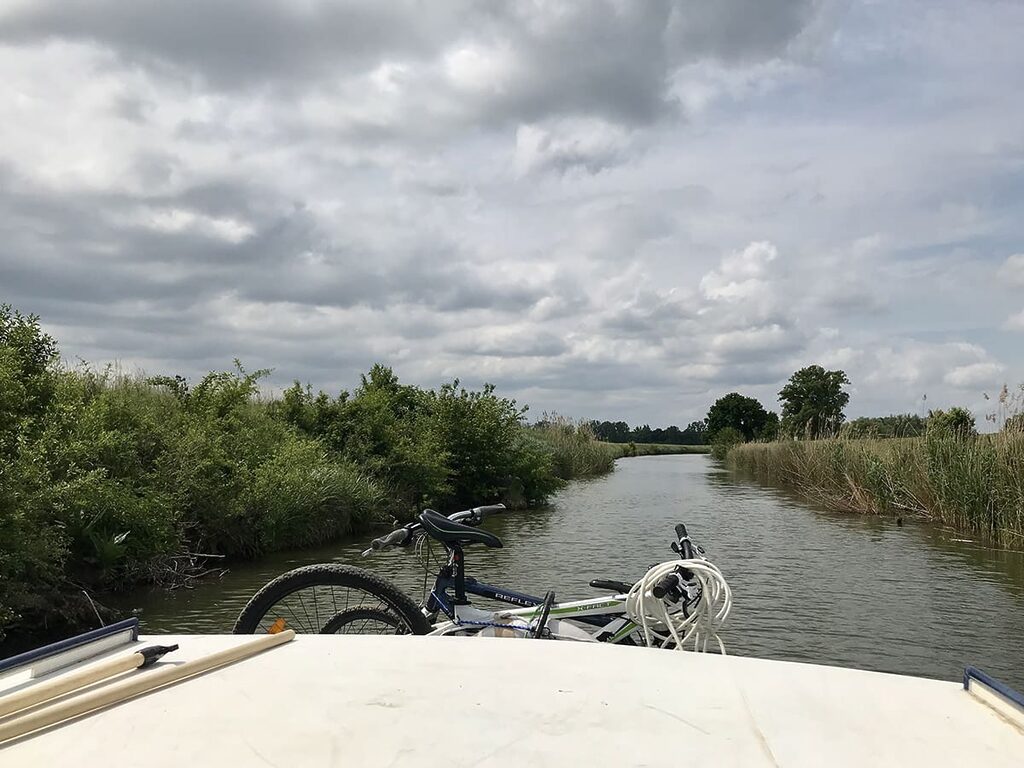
[111, 454, 1024, 689]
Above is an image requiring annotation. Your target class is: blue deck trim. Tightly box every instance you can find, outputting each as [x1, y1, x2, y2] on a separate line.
[963, 666, 1024, 708]
[0, 618, 139, 674]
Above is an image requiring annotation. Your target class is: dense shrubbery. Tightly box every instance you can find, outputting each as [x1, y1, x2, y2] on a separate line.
[926, 407, 977, 440]
[0, 306, 613, 644]
[710, 427, 745, 459]
[277, 367, 568, 512]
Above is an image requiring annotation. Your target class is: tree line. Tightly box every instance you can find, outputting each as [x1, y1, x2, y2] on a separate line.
[703, 364, 1012, 457]
[586, 420, 708, 445]
[589, 365, 854, 453]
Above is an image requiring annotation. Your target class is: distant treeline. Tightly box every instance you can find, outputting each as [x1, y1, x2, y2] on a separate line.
[840, 414, 926, 439]
[586, 420, 709, 445]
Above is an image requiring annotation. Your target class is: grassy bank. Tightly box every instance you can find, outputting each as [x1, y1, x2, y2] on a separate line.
[726, 433, 1024, 541]
[0, 307, 616, 645]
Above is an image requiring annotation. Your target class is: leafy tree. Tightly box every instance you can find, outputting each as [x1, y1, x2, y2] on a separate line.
[779, 366, 851, 438]
[0, 306, 65, 639]
[1004, 413, 1024, 434]
[0, 305, 59, 451]
[706, 393, 771, 442]
[589, 420, 631, 442]
[681, 420, 708, 445]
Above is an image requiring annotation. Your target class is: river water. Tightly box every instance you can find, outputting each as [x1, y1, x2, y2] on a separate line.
[114, 455, 1024, 688]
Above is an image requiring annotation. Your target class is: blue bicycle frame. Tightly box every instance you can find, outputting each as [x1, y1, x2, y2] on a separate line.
[427, 573, 542, 617]
[424, 547, 608, 628]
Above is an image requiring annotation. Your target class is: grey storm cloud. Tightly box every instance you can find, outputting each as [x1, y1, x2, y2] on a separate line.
[1, 0, 1022, 426]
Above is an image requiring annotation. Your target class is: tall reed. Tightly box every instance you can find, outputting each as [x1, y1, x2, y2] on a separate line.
[727, 432, 1024, 541]
[534, 416, 615, 480]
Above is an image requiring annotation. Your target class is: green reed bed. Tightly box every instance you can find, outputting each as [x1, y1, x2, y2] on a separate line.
[727, 433, 1024, 542]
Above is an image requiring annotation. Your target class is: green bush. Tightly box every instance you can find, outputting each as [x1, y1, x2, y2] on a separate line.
[927, 407, 977, 440]
[278, 368, 570, 513]
[245, 439, 381, 552]
[277, 366, 448, 515]
[710, 426, 745, 459]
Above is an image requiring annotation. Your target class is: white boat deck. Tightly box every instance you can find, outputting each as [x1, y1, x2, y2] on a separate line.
[3, 634, 1022, 766]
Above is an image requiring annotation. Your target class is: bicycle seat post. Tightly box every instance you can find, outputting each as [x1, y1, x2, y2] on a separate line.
[450, 544, 470, 605]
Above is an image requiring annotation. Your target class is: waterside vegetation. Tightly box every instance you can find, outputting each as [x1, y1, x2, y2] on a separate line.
[728, 430, 1024, 542]
[0, 306, 637, 645]
[707, 362, 1024, 542]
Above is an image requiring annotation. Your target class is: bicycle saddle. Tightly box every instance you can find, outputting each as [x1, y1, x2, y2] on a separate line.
[418, 509, 503, 548]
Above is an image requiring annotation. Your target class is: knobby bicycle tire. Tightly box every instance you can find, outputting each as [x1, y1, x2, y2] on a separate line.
[320, 606, 403, 635]
[232, 563, 432, 635]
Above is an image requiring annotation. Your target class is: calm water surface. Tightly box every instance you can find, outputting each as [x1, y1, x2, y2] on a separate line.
[115, 455, 1024, 687]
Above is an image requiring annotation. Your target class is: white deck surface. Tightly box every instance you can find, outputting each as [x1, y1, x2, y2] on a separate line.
[3, 634, 1022, 766]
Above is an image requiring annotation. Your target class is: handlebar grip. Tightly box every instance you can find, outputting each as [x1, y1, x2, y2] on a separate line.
[371, 528, 410, 550]
[474, 504, 506, 518]
[675, 523, 695, 559]
[652, 572, 679, 599]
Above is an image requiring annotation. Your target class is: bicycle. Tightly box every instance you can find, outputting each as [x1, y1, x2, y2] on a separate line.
[234, 505, 731, 651]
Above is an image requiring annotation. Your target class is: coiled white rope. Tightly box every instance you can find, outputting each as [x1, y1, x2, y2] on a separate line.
[625, 559, 732, 653]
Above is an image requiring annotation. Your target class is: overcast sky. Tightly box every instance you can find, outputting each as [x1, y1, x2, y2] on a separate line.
[2, 1, 1022, 427]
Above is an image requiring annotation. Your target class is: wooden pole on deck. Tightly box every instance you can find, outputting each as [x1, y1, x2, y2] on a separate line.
[0, 644, 179, 719]
[0, 630, 295, 744]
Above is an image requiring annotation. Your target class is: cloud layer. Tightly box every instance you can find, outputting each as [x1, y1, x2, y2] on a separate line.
[2, 0, 1022, 426]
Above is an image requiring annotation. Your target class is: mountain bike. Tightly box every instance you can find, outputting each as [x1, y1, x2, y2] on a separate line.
[233, 505, 731, 651]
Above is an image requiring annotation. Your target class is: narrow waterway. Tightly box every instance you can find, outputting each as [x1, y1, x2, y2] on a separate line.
[114, 454, 1024, 688]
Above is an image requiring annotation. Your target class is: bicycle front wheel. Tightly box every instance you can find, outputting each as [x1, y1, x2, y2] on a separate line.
[232, 564, 432, 636]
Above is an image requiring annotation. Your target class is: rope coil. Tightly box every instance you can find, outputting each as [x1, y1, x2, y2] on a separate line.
[625, 559, 732, 653]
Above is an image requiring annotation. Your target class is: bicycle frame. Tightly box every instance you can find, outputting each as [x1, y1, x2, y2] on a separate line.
[361, 509, 707, 645]
[423, 543, 643, 642]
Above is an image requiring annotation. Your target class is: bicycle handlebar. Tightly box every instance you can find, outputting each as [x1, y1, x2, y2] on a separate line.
[362, 503, 507, 555]
[652, 572, 680, 600]
[674, 523, 695, 560]
[474, 504, 506, 518]
[461, 504, 506, 525]
[370, 527, 411, 550]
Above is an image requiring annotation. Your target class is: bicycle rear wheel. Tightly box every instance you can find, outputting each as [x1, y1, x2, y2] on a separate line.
[232, 564, 431, 636]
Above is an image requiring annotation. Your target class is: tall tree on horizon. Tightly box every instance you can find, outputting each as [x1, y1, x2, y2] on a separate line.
[779, 365, 851, 438]
[706, 393, 773, 442]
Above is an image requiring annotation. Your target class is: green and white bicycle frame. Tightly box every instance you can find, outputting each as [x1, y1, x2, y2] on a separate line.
[427, 589, 677, 644]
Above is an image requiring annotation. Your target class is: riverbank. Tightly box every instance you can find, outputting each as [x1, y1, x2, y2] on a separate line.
[726, 433, 1024, 542]
[1, 307, 629, 646]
